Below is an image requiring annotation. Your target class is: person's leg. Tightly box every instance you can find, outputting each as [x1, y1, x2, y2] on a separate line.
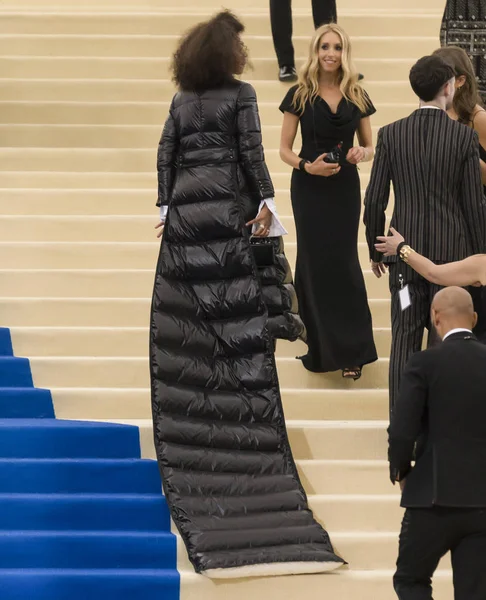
[451, 510, 486, 600]
[270, 0, 295, 68]
[394, 508, 450, 600]
[389, 265, 428, 416]
[311, 0, 337, 28]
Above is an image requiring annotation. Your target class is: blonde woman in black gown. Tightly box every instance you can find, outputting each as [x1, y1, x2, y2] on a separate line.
[279, 23, 377, 379]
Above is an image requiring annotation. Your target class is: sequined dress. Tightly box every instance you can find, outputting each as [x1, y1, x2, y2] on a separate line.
[441, 1, 486, 101]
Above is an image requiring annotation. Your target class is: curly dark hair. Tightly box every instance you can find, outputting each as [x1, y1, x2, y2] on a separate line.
[171, 10, 248, 92]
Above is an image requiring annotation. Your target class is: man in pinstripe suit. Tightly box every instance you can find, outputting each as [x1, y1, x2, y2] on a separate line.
[364, 54, 486, 415]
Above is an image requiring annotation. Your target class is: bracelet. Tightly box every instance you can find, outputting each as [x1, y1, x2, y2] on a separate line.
[298, 158, 309, 172]
[399, 245, 415, 263]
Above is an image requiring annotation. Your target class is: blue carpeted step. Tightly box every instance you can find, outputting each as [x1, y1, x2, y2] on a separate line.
[0, 569, 180, 600]
[0, 357, 33, 387]
[0, 388, 54, 418]
[0, 419, 141, 459]
[0, 494, 170, 531]
[0, 531, 176, 569]
[0, 459, 161, 493]
[0, 328, 13, 356]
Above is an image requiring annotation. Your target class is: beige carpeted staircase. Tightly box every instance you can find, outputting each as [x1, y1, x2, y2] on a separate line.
[0, 0, 452, 597]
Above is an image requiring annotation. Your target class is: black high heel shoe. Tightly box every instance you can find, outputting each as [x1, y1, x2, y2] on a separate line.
[342, 367, 362, 381]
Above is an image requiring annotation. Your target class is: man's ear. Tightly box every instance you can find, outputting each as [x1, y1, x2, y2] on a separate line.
[473, 311, 478, 330]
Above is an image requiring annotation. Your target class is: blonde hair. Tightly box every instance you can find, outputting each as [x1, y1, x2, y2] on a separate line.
[292, 23, 371, 114]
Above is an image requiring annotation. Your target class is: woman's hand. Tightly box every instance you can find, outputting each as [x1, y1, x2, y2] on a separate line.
[375, 227, 405, 256]
[346, 146, 366, 164]
[246, 204, 272, 237]
[305, 153, 341, 177]
[155, 220, 165, 239]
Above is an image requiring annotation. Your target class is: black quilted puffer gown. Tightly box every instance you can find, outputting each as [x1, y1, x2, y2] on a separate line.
[150, 79, 344, 577]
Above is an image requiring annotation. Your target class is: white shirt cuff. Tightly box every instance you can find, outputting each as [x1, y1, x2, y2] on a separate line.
[252, 198, 288, 237]
[159, 205, 168, 221]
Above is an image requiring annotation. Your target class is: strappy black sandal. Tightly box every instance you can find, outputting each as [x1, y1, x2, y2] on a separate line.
[342, 367, 362, 381]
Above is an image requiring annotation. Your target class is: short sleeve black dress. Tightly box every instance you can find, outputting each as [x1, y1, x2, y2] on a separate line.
[279, 85, 378, 372]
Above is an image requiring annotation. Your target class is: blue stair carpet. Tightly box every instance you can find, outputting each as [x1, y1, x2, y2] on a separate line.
[0, 327, 180, 599]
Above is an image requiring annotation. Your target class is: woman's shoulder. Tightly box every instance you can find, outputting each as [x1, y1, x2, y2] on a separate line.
[472, 105, 486, 128]
[350, 85, 376, 118]
[235, 80, 257, 99]
[279, 84, 302, 116]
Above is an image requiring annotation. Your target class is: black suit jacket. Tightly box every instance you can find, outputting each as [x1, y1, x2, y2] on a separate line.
[388, 331, 486, 508]
[364, 108, 486, 264]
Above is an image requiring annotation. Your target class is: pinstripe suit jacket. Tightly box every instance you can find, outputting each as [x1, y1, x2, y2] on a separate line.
[364, 108, 486, 264]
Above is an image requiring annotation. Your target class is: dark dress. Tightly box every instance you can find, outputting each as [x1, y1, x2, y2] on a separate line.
[441, 1, 486, 102]
[279, 85, 378, 372]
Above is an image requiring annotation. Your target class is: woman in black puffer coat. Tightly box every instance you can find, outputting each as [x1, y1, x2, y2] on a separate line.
[150, 10, 344, 578]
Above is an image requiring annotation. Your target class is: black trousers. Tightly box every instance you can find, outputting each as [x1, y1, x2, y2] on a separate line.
[269, 0, 337, 67]
[388, 264, 442, 416]
[395, 506, 486, 600]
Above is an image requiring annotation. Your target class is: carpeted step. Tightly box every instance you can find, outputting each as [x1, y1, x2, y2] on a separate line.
[0, 458, 160, 493]
[0, 493, 169, 531]
[0, 531, 176, 569]
[0, 388, 54, 418]
[0, 568, 180, 600]
[0, 327, 13, 356]
[0, 357, 33, 387]
[0, 419, 141, 459]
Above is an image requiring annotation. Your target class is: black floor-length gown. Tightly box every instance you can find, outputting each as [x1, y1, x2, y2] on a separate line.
[280, 86, 377, 372]
[441, 1, 486, 101]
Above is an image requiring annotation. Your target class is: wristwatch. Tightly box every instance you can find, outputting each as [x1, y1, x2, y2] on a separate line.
[298, 158, 309, 172]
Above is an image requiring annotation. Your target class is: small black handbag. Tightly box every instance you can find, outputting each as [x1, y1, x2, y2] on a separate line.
[250, 236, 278, 267]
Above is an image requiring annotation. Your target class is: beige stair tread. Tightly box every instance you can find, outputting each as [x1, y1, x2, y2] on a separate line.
[0, 215, 392, 245]
[0, 101, 415, 127]
[180, 569, 452, 600]
[0, 79, 415, 103]
[87, 418, 388, 461]
[176, 532, 451, 572]
[0, 0, 447, 11]
[27, 355, 388, 389]
[0, 56, 422, 81]
[9, 325, 391, 357]
[0, 186, 393, 218]
[0, 170, 358, 188]
[0, 34, 438, 60]
[0, 296, 391, 327]
[0, 268, 391, 299]
[0, 12, 441, 37]
[48, 386, 389, 421]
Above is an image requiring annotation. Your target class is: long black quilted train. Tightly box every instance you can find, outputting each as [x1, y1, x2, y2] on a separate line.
[150, 80, 344, 577]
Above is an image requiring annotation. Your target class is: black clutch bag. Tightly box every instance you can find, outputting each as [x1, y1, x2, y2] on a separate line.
[250, 236, 277, 267]
[323, 141, 343, 163]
